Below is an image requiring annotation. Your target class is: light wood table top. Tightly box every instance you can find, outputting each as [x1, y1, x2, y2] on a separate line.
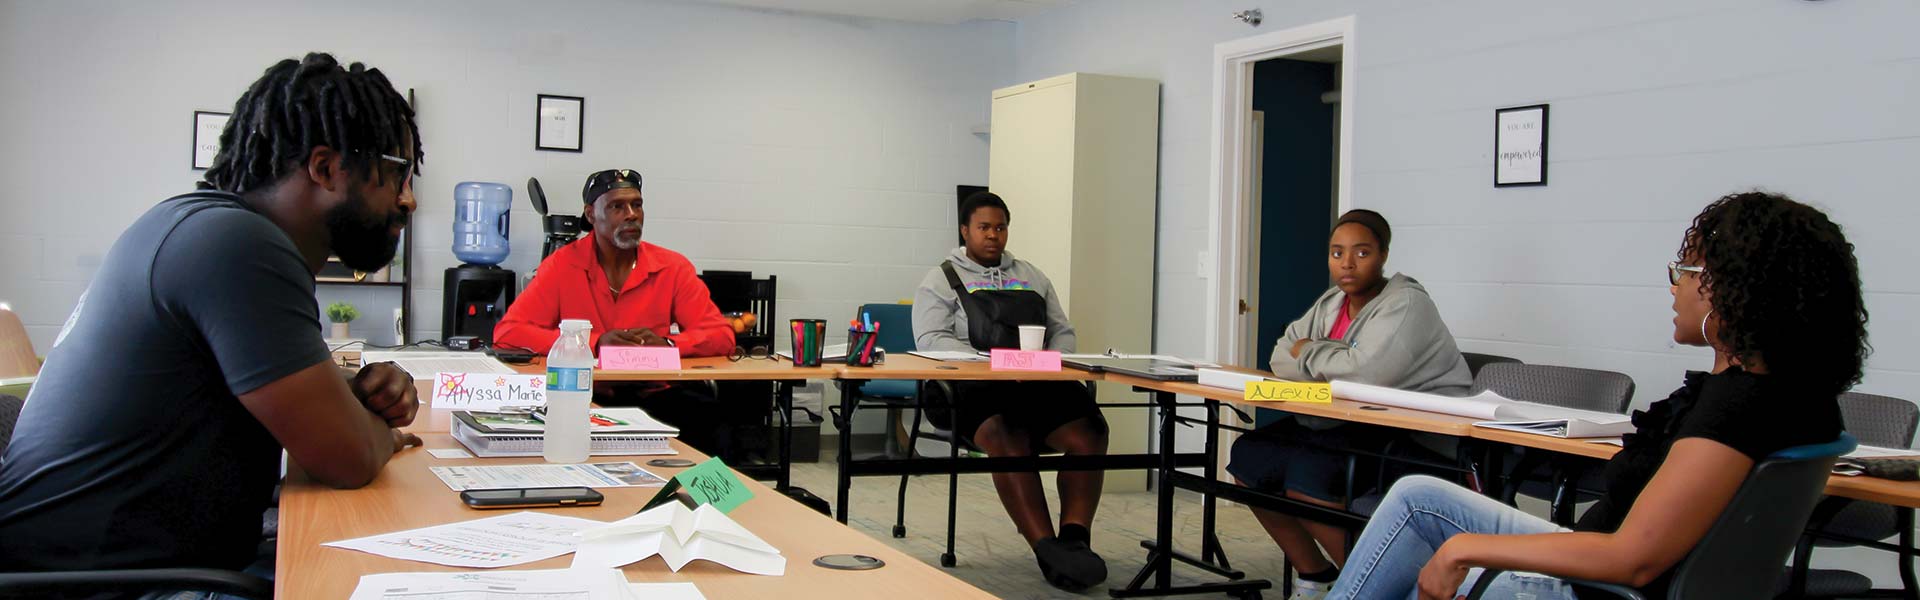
[277, 435, 994, 599]
[835, 353, 1099, 381]
[1107, 374, 1479, 436]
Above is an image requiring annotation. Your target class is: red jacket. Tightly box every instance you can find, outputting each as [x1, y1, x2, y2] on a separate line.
[493, 234, 735, 357]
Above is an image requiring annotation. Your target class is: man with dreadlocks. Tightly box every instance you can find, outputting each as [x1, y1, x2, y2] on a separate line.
[0, 53, 423, 582]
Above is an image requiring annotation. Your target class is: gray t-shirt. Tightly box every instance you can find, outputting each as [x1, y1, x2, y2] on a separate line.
[0, 191, 329, 570]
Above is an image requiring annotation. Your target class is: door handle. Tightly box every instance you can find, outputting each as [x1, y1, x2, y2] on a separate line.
[1238, 299, 1250, 315]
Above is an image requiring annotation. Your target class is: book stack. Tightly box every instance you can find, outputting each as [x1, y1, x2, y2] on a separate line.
[451, 407, 680, 457]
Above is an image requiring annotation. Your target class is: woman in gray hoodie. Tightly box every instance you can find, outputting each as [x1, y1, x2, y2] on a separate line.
[911, 192, 1110, 592]
[1226, 209, 1472, 599]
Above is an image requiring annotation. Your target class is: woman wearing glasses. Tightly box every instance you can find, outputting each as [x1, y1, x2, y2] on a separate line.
[1327, 191, 1866, 599]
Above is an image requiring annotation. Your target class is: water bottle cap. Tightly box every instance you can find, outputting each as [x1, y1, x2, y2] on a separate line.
[559, 319, 593, 331]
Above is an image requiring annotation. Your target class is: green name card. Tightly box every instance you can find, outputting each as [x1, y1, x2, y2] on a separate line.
[642, 457, 754, 514]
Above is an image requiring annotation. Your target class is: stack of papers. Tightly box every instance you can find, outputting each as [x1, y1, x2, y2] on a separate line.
[907, 350, 986, 362]
[348, 568, 707, 600]
[324, 511, 602, 568]
[1332, 380, 1634, 439]
[362, 350, 517, 378]
[428, 462, 667, 491]
[1834, 445, 1920, 476]
[574, 502, 785, 576]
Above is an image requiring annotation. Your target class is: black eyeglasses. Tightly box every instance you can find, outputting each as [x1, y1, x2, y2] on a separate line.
[1667, 261, 1705, 286]
[586, 169, 640, 187]
[729, 345, 773, 362]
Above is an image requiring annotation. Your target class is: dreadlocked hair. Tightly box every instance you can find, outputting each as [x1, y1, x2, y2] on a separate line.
[1679, 191, 1870, 398]
[200, 52, 422, 196]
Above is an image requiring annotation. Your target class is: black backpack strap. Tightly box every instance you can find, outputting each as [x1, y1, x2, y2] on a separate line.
[941, 261, 969, 295]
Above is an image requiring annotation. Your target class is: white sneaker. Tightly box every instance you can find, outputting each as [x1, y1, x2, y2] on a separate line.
[1289, 577, 1331, 600]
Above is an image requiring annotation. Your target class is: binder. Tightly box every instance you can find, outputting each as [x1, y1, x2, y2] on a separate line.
[450, 409, 677, 457]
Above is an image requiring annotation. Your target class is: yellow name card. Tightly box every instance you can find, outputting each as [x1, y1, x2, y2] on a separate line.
[1244, 381, 1333, 403]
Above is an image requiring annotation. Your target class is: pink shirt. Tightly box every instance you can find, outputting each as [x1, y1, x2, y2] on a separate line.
[1327, 296, 1355, 341]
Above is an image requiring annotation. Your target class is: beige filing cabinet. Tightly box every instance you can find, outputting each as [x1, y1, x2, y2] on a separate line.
[989, 73, 1160, 490]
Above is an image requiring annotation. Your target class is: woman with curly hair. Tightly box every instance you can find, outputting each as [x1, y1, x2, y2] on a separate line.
[1325, 191, 1870, 600]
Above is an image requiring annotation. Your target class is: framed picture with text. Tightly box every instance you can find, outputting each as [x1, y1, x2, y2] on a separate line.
[535, 94, 584, 152]
[1494, 104, 1548, 187]
[192, 110, 230, 170]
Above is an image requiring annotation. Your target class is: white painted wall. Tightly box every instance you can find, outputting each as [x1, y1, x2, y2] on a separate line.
[1011, 0, 1920, 586]
[0, 0, 1009, 352]
[1013, 0, 1919, 411]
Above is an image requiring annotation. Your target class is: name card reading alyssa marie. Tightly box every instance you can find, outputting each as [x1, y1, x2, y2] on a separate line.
[432, 372, 548, 410]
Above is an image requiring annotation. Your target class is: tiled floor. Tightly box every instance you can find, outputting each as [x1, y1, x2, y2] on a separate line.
[785, 454, 1297, 599]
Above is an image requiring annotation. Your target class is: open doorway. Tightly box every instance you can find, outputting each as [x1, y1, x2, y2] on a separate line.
[1245, 53, 1341, 372]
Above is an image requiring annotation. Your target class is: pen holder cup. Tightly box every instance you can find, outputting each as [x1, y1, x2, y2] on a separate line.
[788, 319, 827, 367]
[845, 328, 883, 367]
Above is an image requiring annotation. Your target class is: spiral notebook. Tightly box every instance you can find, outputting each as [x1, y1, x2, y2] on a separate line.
[451, 409, 678, 457]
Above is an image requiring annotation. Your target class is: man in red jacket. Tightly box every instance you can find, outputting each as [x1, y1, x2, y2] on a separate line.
[494, 168, 737, 452]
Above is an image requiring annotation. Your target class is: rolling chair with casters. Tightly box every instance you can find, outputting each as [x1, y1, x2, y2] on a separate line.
[1478, 363, 1634, 525]
[0, 394, 274, 599]
[1786, 391, 1920, 599]
[1466, 434, 1857, 600]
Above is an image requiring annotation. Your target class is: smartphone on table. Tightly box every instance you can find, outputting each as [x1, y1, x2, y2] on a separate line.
[460, 486, 604, 509]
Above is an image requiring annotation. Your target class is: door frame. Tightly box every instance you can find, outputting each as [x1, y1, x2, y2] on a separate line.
[1203, 16, 1357, 370]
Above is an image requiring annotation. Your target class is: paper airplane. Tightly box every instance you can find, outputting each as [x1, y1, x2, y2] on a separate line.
[572, 502, 784, 576]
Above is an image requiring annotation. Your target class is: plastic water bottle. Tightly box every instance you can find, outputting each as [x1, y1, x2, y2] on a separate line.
[452, 181, 511, 266]
[543, 319, 593, 463]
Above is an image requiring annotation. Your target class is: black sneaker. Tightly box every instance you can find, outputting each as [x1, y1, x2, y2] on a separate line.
[1033, 536, 1108, 591]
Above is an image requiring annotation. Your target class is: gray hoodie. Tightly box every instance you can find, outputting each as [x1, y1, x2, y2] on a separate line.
[1272, 274, 1472, 396]
[913, 247, 1077, 353]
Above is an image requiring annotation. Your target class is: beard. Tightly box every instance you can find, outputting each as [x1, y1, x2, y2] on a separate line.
[328, 188, 403, 271]
[610, 223, 642, 250]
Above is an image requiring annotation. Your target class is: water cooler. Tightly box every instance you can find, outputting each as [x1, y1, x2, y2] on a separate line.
[442, 182, 517, 343]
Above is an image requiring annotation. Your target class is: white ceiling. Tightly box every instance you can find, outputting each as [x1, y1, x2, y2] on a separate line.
[685, 0, 1069, 24]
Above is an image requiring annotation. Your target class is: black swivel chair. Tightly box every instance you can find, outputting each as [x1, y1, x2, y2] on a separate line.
[1786, 391, 1920, 598]
[1468, 434, 1857, 600]
[0, 394, 273, 599]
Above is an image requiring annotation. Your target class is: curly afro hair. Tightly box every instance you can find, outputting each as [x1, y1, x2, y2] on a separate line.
[1679, 191, 1869, 396]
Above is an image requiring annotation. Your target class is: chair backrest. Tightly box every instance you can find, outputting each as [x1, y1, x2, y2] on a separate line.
[1667, 434, 1856, 599]
[1472, 362, 1633, 414]
[0, 307, 37, 379]
[699, 271, 777, 349]
[0, 394, 22, 461]
[1837, 391, 1919, 449]
[1461, 352, 1520, 378]
[859, 303, 915, 353]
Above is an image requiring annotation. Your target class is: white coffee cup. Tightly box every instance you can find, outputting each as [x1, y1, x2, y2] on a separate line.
[1017, 325, 1046, 351]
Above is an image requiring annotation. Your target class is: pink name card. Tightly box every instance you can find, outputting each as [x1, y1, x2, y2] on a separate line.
[599, 346, 683, 370]
[990, 349, 1062, 372]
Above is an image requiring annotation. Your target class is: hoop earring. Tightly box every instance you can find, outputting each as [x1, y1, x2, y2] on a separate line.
[1700, 309, 1715, 347]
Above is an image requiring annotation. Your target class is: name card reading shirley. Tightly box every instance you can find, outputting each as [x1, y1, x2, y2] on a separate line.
[433, 372, 548, 410]
[600, 346, 683, 371]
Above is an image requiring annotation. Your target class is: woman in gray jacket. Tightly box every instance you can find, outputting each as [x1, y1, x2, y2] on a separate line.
[1227, 209, 1472, 599]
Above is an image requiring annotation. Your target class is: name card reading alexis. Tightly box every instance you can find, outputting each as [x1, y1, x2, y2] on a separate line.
[989, 349, 1062, 372]
[432, 372, 548, 410]
[1244, 381, 1333, 403]
[599, 346, 683, 371]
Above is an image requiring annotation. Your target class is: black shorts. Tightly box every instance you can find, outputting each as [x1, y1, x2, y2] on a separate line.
[948, 380, 1106, 453]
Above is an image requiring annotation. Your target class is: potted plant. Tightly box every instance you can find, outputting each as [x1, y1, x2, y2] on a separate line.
[326, 302, 359, 339]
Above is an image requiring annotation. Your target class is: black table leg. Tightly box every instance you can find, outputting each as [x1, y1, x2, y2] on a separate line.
[835, 381, 856, 523]
[776, 381, 794, 493]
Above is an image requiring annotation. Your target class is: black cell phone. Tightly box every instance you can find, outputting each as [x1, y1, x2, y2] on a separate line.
[488, 347, 537, 364]
[460, 487, 604, 509]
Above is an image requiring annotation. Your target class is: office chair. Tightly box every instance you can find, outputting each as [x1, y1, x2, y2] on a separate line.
[1467, 434, 1857, 600]
[1786, 391, 1919, 598]
[0, 394, 273, 599]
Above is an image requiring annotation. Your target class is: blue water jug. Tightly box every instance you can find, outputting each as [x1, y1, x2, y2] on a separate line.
[452, 182, 511, 265]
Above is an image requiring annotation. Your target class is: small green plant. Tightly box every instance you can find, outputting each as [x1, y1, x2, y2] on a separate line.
[325, 302, 360, 324]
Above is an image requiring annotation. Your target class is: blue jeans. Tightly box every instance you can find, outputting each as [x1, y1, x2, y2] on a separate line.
[1330, 475, 1577, 600]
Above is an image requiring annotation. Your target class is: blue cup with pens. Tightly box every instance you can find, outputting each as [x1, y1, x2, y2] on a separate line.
[845, 310, 884, 367]
[789, 319, 827, 367]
